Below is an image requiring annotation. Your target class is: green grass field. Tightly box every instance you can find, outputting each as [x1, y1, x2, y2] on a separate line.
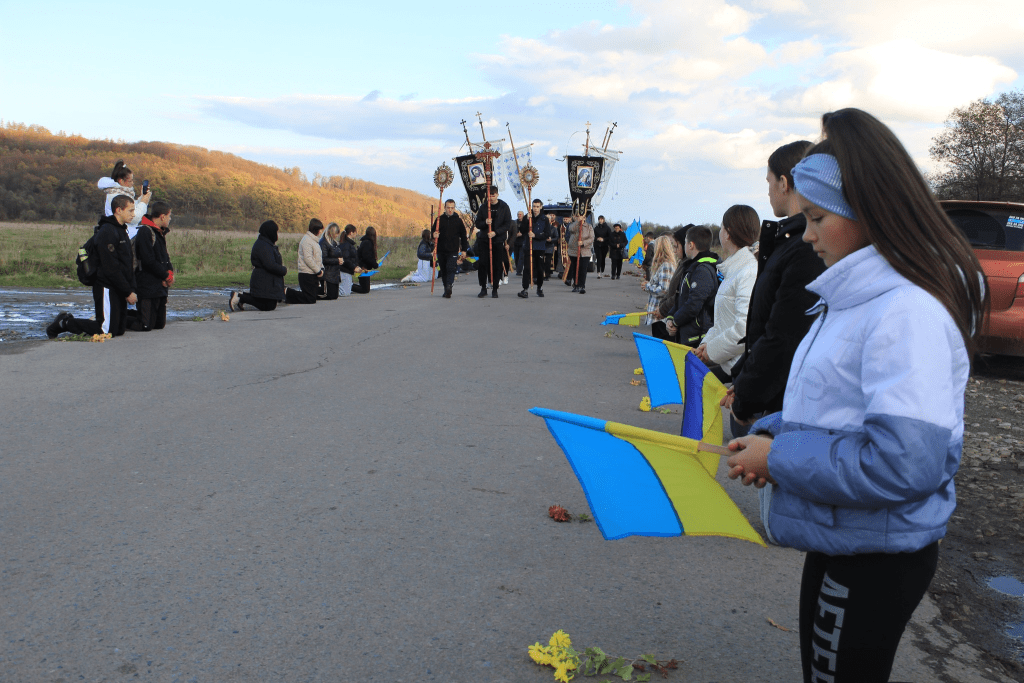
[0, 222, 422, 289]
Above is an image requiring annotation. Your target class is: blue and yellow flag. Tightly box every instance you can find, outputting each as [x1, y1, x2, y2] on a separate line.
[625, 219, 644, 265]
[632, 333, 728, 445]
[361, 250, 392, 278]
[600, 311, 645, 326]
[530, 407, 764, 546]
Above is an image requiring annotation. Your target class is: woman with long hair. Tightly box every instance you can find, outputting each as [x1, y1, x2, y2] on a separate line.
[726, 108, 986, 683]
[351, 226, 378, 294]
[642, 235, 678, 339]
[693, 205, 759, 378]
[319, 222, 345, 300]
[96, 159, 152, 238]
[401, 229, 435, 283]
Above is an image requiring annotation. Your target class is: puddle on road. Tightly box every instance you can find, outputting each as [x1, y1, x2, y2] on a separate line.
[989, 576, 1024, 598]
[987, 575, 1024, 655]
[1, 283, 402, 341]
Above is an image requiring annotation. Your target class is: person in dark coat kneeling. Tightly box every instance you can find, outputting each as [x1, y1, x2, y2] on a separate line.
[229, 220, 288, 311]
[129, 200, 174, 331]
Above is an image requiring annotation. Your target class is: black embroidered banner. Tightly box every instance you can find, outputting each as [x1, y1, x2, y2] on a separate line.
[456, 154, 490, 214]
[565, 156, 605, 214]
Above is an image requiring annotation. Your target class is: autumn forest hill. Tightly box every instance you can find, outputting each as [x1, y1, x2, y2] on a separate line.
[0, 122, 440, 235]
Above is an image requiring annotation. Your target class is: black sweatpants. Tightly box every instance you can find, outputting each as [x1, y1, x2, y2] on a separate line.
[323, 280, 339, 300]
[800, 542, 939, 683]
[477, 243, 501, 288]
[567, 256, 590, 288]
[238, 293, 279, 311]
[285, 273, 319, 304]
[610, 257, 623, 278]
[594, 243, 609, 273]
[437, 251, 459, 289]
[65, 285, 128, 337]
[522, 251, 546, 291]
[128, 296, 167, 331]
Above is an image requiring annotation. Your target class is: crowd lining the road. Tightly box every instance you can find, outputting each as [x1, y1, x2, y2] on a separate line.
[40, 108, 990, 683]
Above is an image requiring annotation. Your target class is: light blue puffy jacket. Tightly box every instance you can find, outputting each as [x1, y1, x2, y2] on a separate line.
[752, 245, 969, 555]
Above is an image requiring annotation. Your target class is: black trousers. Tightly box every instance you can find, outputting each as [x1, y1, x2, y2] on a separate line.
[522, 251, 546, 290]
[323, 280, 339, 300]
[128, 296, 167, 331]
[437, 251, 459, 289]
[238, 293, 279, 311]
[351, 275, 371, 294]
[651, 320, 670, 340]
[610, 257, 623, 278]
[594, 243, 609, 272]
[65, 285, 127, 337]
[477, 243, 502, 288]
[566, 256, 590, 287]
[285, 273, 319, 304]
[800, 542, 939, 683]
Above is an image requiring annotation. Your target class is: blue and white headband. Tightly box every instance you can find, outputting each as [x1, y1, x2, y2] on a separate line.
[792, 153, 857, 221]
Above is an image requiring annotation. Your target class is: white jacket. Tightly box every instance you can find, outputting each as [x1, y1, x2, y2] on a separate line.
[97, 177, 147, 239]
[702, 246, 756, 373]
[297, 232, 325, 275]
[753, 245, 969, 555]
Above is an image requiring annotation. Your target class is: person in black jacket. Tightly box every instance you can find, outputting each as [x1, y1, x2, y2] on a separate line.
[47, 195, 138, 339]
[517, 199, 553, 298]
[432, 199, 468, 298]
[128, 200, 174, 331]
[319, 223, 345, 300]
[724, 140, 825, 437]
[665, 225, 719, 345]
[228, 220, 288, 312]
[593, 215, 611, 277]
[608, 223, 628, 279]
[474, 186, 512, 298]
[351, 226, 379, 294]
[513, 210, 525, 276]
[338, 224, 360, 296]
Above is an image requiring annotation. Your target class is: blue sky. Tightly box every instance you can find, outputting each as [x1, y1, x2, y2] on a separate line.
[2, 0, 1022, 225]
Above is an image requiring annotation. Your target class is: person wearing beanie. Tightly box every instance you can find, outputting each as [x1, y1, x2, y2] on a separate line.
[127, 200, 174, 331]
[228, 220, 288, 312]
[664, 225, 719, 345]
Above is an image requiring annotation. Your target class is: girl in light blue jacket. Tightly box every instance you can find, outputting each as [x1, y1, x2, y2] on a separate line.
[726, 108, 986, 683]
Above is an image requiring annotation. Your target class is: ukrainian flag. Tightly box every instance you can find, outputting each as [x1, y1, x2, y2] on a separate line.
[600, 311, 645, 326]
[625, 219, 644, 266]
[361, 249, 392, 278]
[632, 332, 727, 444]
[530, 407, 764, 546]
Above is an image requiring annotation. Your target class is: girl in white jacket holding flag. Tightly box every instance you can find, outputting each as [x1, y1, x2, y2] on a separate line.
[726, 109, 986, 683]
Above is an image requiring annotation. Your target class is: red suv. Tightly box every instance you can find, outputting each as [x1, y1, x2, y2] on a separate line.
[941, 200, 1024, 356]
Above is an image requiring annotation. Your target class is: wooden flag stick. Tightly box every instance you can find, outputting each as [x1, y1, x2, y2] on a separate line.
[697, 441, 731, 457]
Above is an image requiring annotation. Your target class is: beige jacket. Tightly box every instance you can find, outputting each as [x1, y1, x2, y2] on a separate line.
[297, 232, 324, 275]
[565, 220, 595, 257]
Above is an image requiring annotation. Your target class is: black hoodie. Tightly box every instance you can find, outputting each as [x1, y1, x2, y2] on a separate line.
[94, 214, 136, 298]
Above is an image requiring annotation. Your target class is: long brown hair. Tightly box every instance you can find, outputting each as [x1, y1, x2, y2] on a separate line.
[721, 205, 759, 248]
[814, 108, 987, 356]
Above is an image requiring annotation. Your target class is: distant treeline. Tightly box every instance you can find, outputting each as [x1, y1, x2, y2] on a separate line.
[0, 122, 437, 235]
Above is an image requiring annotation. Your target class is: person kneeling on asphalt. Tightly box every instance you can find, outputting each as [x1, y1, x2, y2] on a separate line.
[285, 218, 325, 304]
[338, 224, 361, 296]
[319, 222, 345, 300]
[48, 195, 138, 339]
[127, 200, 174, 332]
[229, 220, 287, 312]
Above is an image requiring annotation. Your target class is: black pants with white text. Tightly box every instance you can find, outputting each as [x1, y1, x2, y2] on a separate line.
[800, 542, 938, 682]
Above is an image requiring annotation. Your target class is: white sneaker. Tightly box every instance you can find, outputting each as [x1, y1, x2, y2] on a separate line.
[501, 276, 509, 285]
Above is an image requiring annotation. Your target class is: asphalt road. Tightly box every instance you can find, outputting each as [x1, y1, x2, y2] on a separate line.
[0, 270, 1006, 682]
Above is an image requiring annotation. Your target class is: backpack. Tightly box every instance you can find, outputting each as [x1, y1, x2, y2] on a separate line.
[75, 233, 100, 286]
[131, 226, 155, 271]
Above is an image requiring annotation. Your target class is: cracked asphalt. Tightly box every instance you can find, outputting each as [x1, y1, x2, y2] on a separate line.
[0, 274, 1012, 682]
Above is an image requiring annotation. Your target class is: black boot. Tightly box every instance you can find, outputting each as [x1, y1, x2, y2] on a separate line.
[491, 288, 499, 298]
[443, 286, 452, 298]
[536, 288, 544, 297]
[478, 287, 488, 298]
[517, 289, 529, 298]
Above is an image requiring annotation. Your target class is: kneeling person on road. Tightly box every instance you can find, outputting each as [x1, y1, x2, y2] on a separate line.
[128, 200, 174, 332]
[48, 195, 138, 339]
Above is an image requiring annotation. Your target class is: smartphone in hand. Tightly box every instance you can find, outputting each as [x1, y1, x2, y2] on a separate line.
[142, 180, 150, 195]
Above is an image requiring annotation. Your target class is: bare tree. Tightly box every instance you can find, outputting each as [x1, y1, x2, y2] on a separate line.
[929, 90, 1024, 202]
